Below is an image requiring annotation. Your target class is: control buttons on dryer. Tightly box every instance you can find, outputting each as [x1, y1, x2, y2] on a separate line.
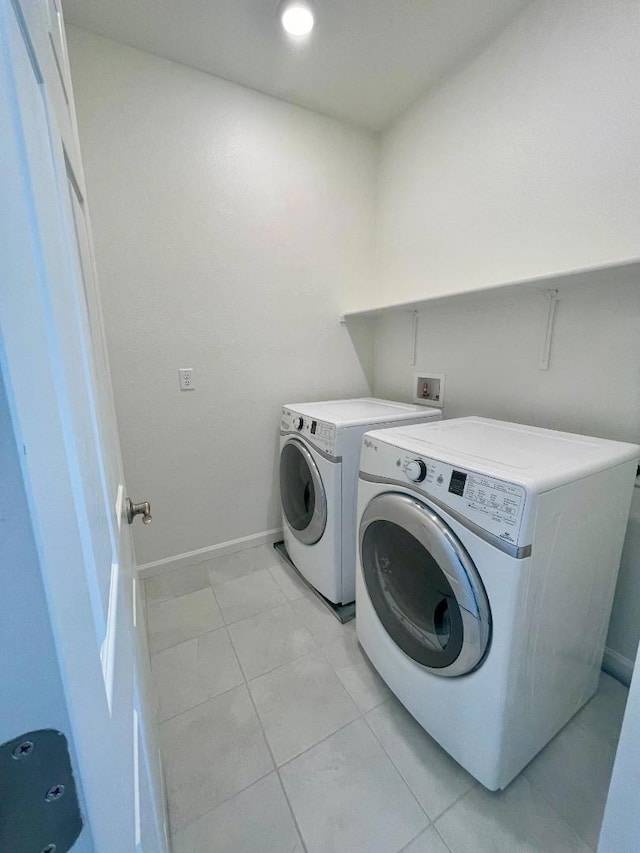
[293, 417, 304, 430]
[406, 459, 427, 483]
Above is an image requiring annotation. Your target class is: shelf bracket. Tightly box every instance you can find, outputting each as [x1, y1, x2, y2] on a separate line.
[410, 310, 419, 367]
[538, 289, 559, 371]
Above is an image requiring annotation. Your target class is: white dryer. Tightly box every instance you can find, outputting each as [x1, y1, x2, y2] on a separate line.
[356, 417, 639, 790]
[279, 398, 441, 605]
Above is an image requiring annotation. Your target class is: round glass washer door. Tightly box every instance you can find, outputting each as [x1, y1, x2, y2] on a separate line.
[279, 438, 327, 545]
[360, 492, 491, 677]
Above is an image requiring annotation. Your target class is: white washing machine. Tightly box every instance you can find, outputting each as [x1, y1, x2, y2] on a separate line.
[356, 417, 639, 790]
[279, 398, 441, 605]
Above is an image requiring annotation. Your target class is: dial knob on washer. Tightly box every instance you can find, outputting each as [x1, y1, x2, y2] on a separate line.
[293, 416, 304, 430]
[406, 459, 427, 482]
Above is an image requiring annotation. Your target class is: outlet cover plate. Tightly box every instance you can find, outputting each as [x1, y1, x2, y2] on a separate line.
[414, 372, 445, 408]
[178, 368, 195, 391]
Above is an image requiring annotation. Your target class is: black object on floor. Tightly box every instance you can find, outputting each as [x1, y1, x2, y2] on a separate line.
[273, 541, 356, 624]
[0, 729, 83, 853]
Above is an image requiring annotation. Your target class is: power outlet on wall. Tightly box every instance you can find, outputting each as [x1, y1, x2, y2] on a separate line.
[414, 372, 445, 408]
[178, 368, 195, 391]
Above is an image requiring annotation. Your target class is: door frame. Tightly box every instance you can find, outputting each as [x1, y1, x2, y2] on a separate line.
[0, 1, 168, 848]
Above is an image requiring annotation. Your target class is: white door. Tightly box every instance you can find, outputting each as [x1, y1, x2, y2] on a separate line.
[0, 1, 167, 850]
[598, 649, 640, 851]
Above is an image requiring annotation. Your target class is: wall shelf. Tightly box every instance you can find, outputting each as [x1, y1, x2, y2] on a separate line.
[339, 257, 640, 323]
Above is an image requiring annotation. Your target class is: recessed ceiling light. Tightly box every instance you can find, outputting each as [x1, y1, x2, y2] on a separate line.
[279, 0, 315, 38]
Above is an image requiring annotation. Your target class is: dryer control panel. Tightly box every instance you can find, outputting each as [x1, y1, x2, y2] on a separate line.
[281, 408, 337, 457]
[360, 435, 527, 547]
[398, 452, 526, 546]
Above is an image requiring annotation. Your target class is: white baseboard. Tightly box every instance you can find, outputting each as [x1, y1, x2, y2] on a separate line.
[602, 646, 635, 687]
[136, 528, 283, 579]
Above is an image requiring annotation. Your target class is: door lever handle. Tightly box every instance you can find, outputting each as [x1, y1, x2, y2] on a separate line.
[126, 497, 152, 525]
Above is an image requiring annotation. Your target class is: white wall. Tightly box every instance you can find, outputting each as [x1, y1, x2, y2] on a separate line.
[372, 275, 640, 680]
[350, 0, 640, 313]
[66, 27, 376, 566]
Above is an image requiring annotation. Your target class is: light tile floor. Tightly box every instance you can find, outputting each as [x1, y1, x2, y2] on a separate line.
[144, 544, 628, 853]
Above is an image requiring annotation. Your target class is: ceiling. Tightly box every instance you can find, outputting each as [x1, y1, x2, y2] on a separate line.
[62, 0, 531, 132]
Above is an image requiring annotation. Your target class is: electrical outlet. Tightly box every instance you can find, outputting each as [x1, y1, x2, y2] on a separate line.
[178, 368, 195, 391]
[414, 372, 445, 408]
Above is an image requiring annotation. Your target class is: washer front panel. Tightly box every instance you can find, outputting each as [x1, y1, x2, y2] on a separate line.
[280, 438, 327, 545]
[359, 492, 491, 677]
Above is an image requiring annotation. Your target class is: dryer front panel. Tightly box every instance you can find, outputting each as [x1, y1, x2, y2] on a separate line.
[280, 438, 327, 545]
[359, 492, 491, 676]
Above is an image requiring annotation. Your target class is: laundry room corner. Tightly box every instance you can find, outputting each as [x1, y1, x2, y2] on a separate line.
[341, 315, 376, 391]
[65, 26, 378, 569]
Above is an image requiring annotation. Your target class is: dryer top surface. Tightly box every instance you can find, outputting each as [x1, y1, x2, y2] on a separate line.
[283, 397, 440, 428]
[364, 417, 640, 490]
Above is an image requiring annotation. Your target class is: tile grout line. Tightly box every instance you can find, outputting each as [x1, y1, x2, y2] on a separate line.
[397, 826, 435, 853]
[243, 648, 362, 771]
[225, 601, 321, 683]
[268, 707, 436, 853]
[215, 594, 290, 628]
[154, 672, 246, 727]
[521, 771, 604, 850]
[357, 693, 491, 843]
[276, 713, 365, 772]
[161, 571, 282, 843]
[212, 573, 311, 851]
[267, 562, 315, 602]
[257, 557, 364, 770]
[151, 555, 315, 845]
[431, 823, 454, 853]
[146, 584, 272, 839]
[145, 545, 292, 604]
[153, 579, 245, 725]
[272, 770, 309, 853]
[359, 706, 433, 827]
[354, 633, 481, 837]
[150, 576, 453, 796]
[315, 629, 392, 715]
[152, 579, 389, 745]
[149, 619, 227, 658]
[145, 581, 213, 609]
[153, 614, 337, 727]
[243, 643, 320, 684]
[169, 765, 277, 843]
[433, 775, 597, 853]
[150, 555, 427, 848]
[427, 781, 478, 836]
[239, 645, 310, 853]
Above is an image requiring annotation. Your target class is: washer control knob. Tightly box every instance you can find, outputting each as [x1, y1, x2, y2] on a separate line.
[293, 416, 304, 430]
[406, 459, 427, 483]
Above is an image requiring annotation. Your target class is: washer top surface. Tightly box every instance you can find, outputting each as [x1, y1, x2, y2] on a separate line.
[284, 397, 439, 428]
[364, 417, 640, 491]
